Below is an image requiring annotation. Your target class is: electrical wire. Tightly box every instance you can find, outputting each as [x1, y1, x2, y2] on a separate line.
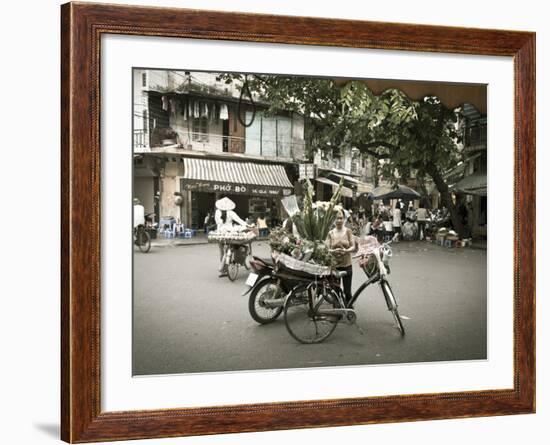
[237, 75, 256, 128]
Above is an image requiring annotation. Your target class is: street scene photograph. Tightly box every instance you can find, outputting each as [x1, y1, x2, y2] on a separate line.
[132, 68, 487, 376]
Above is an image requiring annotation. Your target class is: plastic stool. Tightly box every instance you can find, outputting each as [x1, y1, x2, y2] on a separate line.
[184, 229, 192, 239]
[444, 239, 453, 248]
[384, 234, 393, 242]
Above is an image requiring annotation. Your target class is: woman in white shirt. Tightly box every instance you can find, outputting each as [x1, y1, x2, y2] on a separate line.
[214, 197, 250, 276]
[215, 200, 248, 231]
[392, 202, 402, 242]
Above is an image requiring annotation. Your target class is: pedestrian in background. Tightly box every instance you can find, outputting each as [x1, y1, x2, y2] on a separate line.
[416, 205, 427, 240]
[257, 214, 269, 238]
[392, 202, 402, 242]
[204, 211, 212, 234]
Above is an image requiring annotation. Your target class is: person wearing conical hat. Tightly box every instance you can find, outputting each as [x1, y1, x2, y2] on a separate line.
[214, 197, 248, 231]
[214, 196, 250, 277]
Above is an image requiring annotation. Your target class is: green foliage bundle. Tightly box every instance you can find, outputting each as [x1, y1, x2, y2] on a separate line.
[291, 178, 343, 242]
[269, 179, 344, 267]
[268, 228, 337, 268]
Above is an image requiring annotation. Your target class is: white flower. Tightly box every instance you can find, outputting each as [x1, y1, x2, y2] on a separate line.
[315, 201, 331, 211]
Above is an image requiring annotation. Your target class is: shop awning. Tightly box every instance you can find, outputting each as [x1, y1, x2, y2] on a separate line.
[316, 176, 340, 187]
[316, 176, 354, 198]
[181, 157, 294, 197]
[452, 173, 487, 196]
[325, 173, 374, 195]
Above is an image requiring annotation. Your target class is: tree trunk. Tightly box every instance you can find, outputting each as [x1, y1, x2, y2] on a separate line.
[426, 163, 468, 238]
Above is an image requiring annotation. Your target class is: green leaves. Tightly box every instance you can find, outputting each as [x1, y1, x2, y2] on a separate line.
[290, 178, 343, 242]
[224, 73, 464, 212]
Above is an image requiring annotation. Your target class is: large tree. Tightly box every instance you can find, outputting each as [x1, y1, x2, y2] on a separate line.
[224, 75, 468, 237]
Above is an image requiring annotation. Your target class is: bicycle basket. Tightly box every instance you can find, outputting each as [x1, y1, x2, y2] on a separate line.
[276, 253, 332, 277]
[356, 235, 380, 256]
[360, 254, 378, 277]
[234, 245, 248, 263]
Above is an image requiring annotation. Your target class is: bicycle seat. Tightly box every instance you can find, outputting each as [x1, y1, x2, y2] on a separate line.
[332, 270, 348, 278]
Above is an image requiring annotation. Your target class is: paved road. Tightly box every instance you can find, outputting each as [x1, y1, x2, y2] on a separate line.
[133, 240, 487, 375]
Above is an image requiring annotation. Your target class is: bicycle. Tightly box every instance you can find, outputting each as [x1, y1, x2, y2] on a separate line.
[283, 237, 405, 344]
[133, 225, 151, 253]
[221, 240, 252, 281]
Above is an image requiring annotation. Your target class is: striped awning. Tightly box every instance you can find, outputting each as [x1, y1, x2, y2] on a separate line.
[182, 157, 294, 197]
[316, 176, 353, 198]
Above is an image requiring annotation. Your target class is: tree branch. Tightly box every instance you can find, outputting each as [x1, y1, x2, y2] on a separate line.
[356, 141, 398, 159]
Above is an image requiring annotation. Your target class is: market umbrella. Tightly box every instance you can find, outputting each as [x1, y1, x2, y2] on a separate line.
[368, 184, 421, 200]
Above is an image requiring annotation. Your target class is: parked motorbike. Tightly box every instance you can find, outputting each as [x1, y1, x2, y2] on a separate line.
[243, 255, 313, 325]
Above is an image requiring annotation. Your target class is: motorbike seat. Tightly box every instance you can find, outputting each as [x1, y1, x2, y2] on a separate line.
[253, 256, 274, 266]
[332, 270, 348, 278]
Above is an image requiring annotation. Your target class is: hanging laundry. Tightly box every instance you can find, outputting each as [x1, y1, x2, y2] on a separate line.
[180, 98, 186, 117]
[194, 101, 200, 118]
[220, 104, 229, 120]
[188, 100, 193, 120]
[169, 98, 177, 114]
[202, 102, 209, 118]
[209, 103, 216, 122]
[161, 95, 169, 111]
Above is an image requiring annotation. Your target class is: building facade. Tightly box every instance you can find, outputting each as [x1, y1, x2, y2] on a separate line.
[133, 69, 306, 229]
[454, 103, 487, 237]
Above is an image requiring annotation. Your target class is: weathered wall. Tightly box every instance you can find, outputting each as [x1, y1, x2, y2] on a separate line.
[159, 161, 184, 220]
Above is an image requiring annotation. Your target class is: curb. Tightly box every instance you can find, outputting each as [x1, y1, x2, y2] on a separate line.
[150, 238, 271, 248]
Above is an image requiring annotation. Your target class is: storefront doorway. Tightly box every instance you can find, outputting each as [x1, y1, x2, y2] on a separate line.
[191, 192, 216, 229]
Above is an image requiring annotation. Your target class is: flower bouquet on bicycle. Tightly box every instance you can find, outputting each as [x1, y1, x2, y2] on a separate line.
[281, 234, 405, 344]
[274, 180, 405, 344]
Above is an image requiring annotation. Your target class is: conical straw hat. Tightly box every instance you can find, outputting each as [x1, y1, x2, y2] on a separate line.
[215, 196, 236, 211]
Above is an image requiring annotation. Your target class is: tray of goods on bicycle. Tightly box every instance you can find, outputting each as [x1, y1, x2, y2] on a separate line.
[207, 230, 257, 244]
[275, 253, 332, 277]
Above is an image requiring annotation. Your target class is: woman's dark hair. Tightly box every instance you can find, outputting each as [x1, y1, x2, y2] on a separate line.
[283, 218, 293, 232]
[220, 210, 227, 223]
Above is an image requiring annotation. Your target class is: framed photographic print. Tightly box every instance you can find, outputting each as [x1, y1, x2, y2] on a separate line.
[61, 2, 535, 442]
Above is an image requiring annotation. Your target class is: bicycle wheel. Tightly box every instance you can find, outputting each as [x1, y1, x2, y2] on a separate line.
[248, 279, 283, 324]
[283, 286, 339, 344]
[137, 229, 151, 253]
[227, 262, 239, 281]
[380, 280, 405, 336]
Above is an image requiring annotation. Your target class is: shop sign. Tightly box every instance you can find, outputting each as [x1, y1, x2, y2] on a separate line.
[299, 163, 317, 180]
[182, 180, 291, 197]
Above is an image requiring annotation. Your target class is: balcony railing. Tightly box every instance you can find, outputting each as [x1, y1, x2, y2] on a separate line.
[135, 129, 306, 161]
[464, 124, 487, 151]
[134, 129, 148, 149]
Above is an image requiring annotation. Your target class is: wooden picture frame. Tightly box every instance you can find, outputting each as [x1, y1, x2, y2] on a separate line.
[61, 2, 535, 442]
